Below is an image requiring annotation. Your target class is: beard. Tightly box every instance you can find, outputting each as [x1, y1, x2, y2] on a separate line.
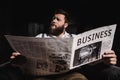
[49, 25, 64, 36]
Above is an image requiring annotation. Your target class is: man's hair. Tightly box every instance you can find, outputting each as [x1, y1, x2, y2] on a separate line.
[54, 9, 70, 24]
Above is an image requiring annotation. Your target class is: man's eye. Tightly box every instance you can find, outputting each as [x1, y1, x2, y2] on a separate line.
[57, 18, 60, 21]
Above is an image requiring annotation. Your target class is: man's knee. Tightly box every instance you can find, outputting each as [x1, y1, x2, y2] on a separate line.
[100, 65, 120, 80]
[102, 65, 120, 74]
[57, 72, 88, 80]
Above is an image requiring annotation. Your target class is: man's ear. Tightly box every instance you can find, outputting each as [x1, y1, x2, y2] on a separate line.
[64, 23, 68, 28]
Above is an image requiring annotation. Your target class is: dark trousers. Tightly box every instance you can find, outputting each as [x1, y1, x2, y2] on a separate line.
[80, 63, 120, 80]
[0, 64, 25, 80]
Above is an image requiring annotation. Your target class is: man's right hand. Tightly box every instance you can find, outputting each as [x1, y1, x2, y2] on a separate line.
[10, 52, 27, 65]
[10, 52, 21, 59]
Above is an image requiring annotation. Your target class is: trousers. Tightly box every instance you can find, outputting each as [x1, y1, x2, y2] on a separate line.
[27, 72, 88, 80]
[80, 63, 120, 80]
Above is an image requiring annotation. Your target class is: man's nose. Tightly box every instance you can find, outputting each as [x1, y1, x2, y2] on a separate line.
[53, 19, 57, 22]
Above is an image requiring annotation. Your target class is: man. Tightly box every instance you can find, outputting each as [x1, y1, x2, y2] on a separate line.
[10, 9, 120, 80]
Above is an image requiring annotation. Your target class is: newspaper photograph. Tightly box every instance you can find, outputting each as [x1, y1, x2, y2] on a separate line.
[5, 24, 116, 75]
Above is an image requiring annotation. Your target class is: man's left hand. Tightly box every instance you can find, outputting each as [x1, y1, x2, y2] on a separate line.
[102, 50, 117, 65]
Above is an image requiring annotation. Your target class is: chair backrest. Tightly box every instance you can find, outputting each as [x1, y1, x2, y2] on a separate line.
[28, 23, 45, 36]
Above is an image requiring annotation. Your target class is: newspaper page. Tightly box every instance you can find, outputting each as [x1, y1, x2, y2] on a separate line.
[5, 24, 116, 75]
[70, 24, 116, 69]
[5, 35, 73, 76]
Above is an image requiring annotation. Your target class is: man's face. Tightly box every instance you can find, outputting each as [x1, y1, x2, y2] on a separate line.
[49, 14, 67, 36]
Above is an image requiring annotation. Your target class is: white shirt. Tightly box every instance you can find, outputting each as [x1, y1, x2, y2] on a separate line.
[35, 31, 76, 38]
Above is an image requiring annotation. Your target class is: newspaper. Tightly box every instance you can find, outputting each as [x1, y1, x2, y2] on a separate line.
[5, 24, 116, 76]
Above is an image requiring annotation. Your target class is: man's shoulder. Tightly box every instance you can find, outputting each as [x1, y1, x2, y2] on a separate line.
[65, 32, 76, 38]
[35, 33, 48, 38]
[71, 34, 76, 37]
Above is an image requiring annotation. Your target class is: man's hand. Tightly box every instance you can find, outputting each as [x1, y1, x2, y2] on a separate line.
[10, 52, 27, 65]
[102, 50, 117, 65]
[10, 52, 21, 59]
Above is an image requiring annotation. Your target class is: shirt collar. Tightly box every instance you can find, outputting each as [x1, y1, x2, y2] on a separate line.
[49, 31, 70, 38]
